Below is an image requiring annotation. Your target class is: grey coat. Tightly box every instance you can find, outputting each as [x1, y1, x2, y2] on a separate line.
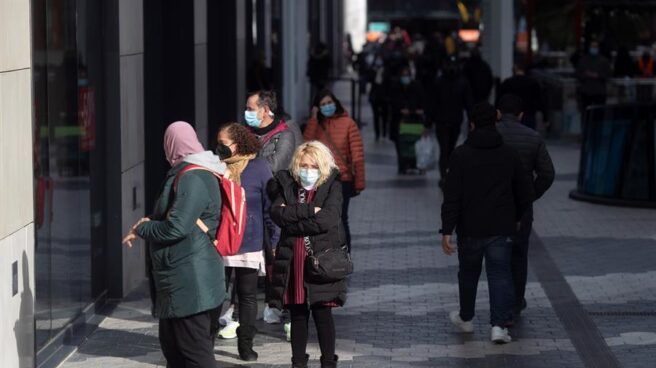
[254, 119, 302, 173]
[496, 115, 555, 201]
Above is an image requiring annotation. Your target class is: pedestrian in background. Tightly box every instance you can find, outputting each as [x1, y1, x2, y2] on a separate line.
[463, 48, 493, 104]
[496, 63, 547, 130]
[216, 123, 281, 361]
[123, 121, 226, 367]
[268, 141, 348, 368]
[304, 89, 365, 252]
[426, 58, 473, 187]
[496, 94, 555, 318]
[441, 104, 532, 344]
[576, 40, 611, 114]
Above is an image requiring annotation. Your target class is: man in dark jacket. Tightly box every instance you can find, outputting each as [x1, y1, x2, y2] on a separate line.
[441, 103, 532, 344]
[426, 59, 473, 185]
[496, 94, 555, 316]
[462, 48, 493, 104]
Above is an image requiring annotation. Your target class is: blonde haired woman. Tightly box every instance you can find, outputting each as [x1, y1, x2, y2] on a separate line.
[267, 141, 347, 368]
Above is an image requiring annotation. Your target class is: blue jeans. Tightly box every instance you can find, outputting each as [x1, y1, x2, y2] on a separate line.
[457, 236, 514, 327]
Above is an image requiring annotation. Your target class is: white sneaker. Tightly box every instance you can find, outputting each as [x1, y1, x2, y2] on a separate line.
[263, 305, 282, 324]
[283, 322, 291, 342]
[491, 326, 512, 344]
[219, 305, 234, 326]
[449, 311, 474, 333]
[218, 321, 240, 339]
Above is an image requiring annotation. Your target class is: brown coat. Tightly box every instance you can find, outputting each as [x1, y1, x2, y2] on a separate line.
[304, 113, 365, 192]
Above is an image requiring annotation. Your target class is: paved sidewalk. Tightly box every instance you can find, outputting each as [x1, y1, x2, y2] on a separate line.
[59, 87, 656, 367]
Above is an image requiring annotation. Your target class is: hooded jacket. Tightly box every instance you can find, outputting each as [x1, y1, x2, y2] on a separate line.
[304, 113, 366, 192]
[266, 169, 348, 308]
[137, 162, 225, 319]
[441, 127, 533, 237]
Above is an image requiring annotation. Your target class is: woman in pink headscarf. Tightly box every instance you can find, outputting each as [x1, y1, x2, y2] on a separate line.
[122, 121, 227, 367]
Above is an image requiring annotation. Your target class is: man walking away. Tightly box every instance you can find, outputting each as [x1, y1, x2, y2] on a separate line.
[496, 94, 555, 317]
[440, 103, 532, 344]
[462, 48, 493, 105]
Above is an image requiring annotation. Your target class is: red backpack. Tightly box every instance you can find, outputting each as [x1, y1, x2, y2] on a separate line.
[173, 164, 246, 257]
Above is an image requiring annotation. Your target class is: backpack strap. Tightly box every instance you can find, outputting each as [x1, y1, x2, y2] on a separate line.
[173, 164, 221, 243]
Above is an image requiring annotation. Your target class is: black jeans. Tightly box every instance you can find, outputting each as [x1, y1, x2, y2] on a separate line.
[225, 267, 259, 328]
[341, 181, 355, 252]
[511, 207, 533, 308]
[457, 236, 514, 327]
[435, 123, 461, 179]
[289, 304, 335, 360]
[159, 307, 220, 368]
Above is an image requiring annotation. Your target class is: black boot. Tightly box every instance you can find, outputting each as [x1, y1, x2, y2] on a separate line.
[236, 325, 258, 361]
[320, 354, 338, 368]
[291, 353, 309, 368]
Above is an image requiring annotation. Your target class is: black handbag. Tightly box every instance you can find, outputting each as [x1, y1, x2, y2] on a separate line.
[304, 238, 353, 283]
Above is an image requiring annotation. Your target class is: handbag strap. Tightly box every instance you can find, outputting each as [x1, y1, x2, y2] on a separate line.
[318, 123, 355, 177]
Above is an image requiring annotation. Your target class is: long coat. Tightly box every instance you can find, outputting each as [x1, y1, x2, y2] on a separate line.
[136, 163, 225, 319]
[266, 169, 348, 309]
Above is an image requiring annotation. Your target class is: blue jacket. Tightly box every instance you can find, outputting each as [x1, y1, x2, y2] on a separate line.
[240, 158, 280, 253]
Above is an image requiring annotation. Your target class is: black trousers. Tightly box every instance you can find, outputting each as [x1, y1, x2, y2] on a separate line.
[341, 181, 356, 252]
[370, 99, 388, 139]
[159, 307, 220, 368]
[289, 304, 335, 360]
[511, 207, 533, 308]
[225, 267, 259, 327]
[435, 123, 461, 179]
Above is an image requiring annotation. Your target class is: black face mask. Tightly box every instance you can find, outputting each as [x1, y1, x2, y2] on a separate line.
[215, 143, 233, 160]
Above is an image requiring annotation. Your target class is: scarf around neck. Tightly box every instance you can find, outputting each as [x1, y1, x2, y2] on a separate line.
[223, 153, 257, 185]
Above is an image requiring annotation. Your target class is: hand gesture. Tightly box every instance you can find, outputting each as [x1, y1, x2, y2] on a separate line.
[122, 217, 150, 248]
[311, 106, 319, 119]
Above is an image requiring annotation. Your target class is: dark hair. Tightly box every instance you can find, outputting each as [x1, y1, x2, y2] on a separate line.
[312, 89, 346, 122]
[247, 90, 278, 113]
[470, 103, 497, 128]
[220, 123, 261, 155]
[497, 94, 524, 116]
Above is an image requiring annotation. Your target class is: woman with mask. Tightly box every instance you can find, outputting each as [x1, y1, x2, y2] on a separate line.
[303, 89, 365, 253]
[122, 121, 226, 368]
[267, 141, 348, 368]
[214, 123, 280, 361]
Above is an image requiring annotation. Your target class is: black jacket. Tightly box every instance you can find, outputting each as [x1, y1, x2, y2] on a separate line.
[267, 169, 347, 309]
[463, 56, 493, 103]
[427, 73, 473, 126]
[496, 115, 555, 200]
[441, 128, 532, 237]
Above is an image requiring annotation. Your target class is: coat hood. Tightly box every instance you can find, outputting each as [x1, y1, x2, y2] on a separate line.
[465, 127, 503, 149]
[183, 151, 227, 174]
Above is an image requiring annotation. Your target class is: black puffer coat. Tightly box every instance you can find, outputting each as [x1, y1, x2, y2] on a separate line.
[266, 169, 348, 309]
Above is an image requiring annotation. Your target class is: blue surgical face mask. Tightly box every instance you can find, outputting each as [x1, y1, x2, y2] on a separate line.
[589, 47, 599, 56]
[244, 110, 261, 127]
[400, 76, 411, 85]
[320, 103, 337, 117]
[299, 168, 320, 188]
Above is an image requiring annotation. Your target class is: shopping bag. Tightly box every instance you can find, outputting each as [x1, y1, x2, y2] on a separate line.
[415, 135, 437, 170]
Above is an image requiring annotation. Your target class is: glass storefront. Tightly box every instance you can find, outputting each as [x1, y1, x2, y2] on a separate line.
[32, 0, 108, 352]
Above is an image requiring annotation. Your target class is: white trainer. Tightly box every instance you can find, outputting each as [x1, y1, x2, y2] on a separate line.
[491, 326, 512, 344]
[449, 311, 474, 333]
[218, 321, 240, 339]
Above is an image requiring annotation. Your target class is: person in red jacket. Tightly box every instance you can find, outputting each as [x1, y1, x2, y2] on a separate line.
[304, 89, 365, 252]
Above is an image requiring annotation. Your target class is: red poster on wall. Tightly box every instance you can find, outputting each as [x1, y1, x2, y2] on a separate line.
[79, 86, 96, 151]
